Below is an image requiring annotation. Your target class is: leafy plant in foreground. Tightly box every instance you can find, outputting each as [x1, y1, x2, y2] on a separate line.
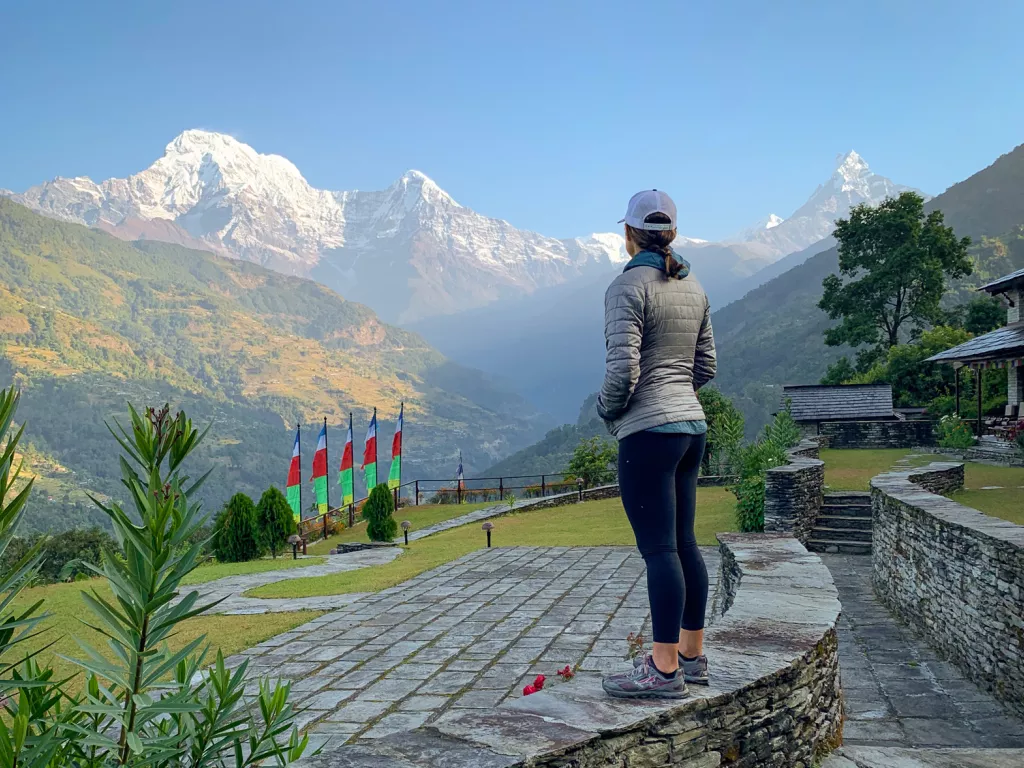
[0, 401, 311, 767]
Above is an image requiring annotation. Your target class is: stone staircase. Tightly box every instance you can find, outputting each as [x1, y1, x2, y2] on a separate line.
[806, 491, 872, 555]
[966, 435, 1024, 466]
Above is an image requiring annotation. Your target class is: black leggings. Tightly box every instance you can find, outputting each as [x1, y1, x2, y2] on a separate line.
[618, 430, 708, 643]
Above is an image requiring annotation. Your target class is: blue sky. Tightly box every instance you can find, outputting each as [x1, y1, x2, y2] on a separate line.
[1, 0, 1022, 240]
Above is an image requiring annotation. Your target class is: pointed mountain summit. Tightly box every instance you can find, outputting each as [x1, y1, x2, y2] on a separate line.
[722, 151, 920, 261]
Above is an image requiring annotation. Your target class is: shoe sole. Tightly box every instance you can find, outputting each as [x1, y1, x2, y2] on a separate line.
[685, 677, 709, 686]
[602, 685, 690, 700]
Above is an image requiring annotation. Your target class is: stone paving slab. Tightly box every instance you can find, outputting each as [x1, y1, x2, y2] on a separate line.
[824, 553, 1024, 749]
[226, 545, 721, 750]
[824, 746, 1024, 767]
[183, 548, 401, 614]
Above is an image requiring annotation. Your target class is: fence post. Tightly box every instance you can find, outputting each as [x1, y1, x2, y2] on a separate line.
[323, 512, 328, 542]
[348, 503, 354, 529]
[458, 482, 463, 505]
[541, 475, 546, 497]
[393, 487, 399, 511]
[499, 477, 503, 500]
[415, 480, 419, 506]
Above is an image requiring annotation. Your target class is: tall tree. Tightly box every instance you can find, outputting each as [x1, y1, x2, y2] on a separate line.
[819, 192, 972, 353]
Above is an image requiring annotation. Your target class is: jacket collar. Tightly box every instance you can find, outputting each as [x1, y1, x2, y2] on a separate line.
[622, 249, 691, 279]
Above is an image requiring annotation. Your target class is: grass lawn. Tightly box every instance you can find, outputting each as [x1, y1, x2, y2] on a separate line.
[820, 448, 931, 491]
[951, 463, 1024, 526]
[12, 579, 321, 695]
[820, 448, 1024, 526]
[307, 502, 493, 554]
[181, 555, 327, 585]
[250, 487, 737, 600]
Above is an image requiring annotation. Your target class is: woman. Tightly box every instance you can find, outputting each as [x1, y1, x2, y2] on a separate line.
[598, 189, 716, 700]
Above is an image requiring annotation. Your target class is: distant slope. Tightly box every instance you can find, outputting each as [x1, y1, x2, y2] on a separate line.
[484, 395, 605, 477]
[0, 199, 546, 532]
[712, 143, 1024, 433]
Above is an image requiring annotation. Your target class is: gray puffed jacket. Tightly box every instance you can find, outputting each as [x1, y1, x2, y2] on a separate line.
[596, 250, 717, 439]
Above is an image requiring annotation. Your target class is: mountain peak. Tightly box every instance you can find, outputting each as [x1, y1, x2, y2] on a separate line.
[391, 169, 459, 207]
[833, 150, 869, 181]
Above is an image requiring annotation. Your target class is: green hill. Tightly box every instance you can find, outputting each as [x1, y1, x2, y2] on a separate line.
[484, 394, 606, 477]
[0, 199, 546, 532]
[712, 143, 1024, 433]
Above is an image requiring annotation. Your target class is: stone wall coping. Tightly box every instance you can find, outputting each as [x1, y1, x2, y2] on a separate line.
[305, 535, 842, 767]
[870, 462, 1024, 547]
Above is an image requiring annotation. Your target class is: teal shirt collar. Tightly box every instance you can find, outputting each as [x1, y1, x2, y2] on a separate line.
[622, 249, 690, 279]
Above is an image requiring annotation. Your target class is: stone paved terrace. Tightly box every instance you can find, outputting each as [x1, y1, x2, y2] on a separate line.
[826, 553, 1024, 749]
[230, 546, 721, 743]
[228, 536, 845, 766]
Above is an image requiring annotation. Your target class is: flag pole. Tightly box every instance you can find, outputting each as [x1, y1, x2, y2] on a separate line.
[323, 416, 330, 541]
[348, 411, 355, 528]
[373, 406, 378, 490]
[297, 423, 302, 523]
[398, 401, 403, 506]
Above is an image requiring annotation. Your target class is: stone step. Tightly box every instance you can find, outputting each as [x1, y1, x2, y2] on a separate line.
[821, 503, 872, 517]
[806, 538, 872, 555]
[811, 525, 872, 543]
[824, 491, 871, 505]
[814, 514, 872, 531]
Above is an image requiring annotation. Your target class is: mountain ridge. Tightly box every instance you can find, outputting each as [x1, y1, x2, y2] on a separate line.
[0, 197, 547, 532]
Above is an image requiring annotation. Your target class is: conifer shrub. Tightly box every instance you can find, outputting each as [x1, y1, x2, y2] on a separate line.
[363, 483, 398, 542]
[213, 492, 261, 562]
[257, 486, 296, 558]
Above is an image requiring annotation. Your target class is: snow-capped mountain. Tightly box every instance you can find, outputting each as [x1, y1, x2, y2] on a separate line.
[721, 151, 919, 260]
[724, 213, 785, 243]
[10, 130, 627, 323]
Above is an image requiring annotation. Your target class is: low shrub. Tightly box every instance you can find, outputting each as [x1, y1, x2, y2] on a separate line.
[937, 414, 976, 449]
[213, 492, 262, 562]
[257, 486, 297, 557]
[363, 483, 398, 542]
[0, 527, 119, 584]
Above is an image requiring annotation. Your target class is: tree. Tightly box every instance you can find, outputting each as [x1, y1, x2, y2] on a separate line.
[963, 295, 1005, 335]
[820, 356, 856, 385]
[213, 492, 261, 562]
[565, 436, 617, 488]
[698, 387, 744, 473]
[257, 486, 296, 558]
[362, 483, 398, 542]
[819, 192, 972, 355]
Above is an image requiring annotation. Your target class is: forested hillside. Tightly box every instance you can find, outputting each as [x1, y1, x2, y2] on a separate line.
[0, 199, 546, 532]
[712, 143, 1024, 433]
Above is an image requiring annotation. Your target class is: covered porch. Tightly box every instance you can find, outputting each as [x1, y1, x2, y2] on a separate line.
[927, 267, 1024, 435]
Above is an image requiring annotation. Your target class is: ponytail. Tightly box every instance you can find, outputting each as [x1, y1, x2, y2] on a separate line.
[625, 212, 680, 279]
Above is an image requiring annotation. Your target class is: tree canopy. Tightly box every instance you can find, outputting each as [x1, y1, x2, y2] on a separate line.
[820, 192, 973, 352]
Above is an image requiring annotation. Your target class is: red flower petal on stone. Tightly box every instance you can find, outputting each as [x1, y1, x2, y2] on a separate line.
[533, 674, 546, 690]
[522, 684, 537, 696]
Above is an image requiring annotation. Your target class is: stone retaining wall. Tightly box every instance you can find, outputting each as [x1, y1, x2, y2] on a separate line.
[819, 420, 936, 448]
[309, 535, 843, 768]
[871, 462, 1024, 719]
[764, 438, 825, 546]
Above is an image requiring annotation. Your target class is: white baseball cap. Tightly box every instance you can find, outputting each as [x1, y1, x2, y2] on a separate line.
[618, 189, 677, 231]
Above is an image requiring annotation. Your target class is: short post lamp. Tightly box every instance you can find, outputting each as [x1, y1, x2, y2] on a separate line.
[577, 476, 584, 502]
[401, 520, 411, 546]
[482, 521, 494, 548]
[288, 534, 301, 560]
